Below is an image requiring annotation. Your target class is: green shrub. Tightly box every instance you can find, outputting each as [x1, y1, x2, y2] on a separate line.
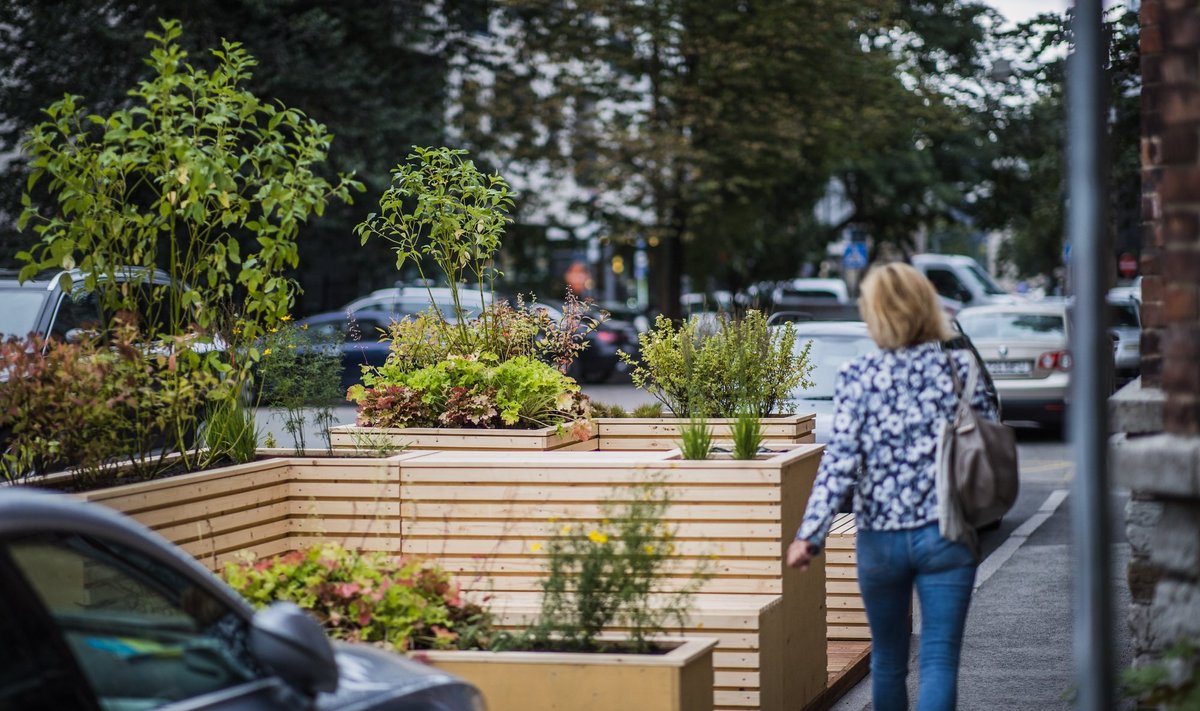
[257, 320, 344, 453]
[200, 399, 259, 465]
[351, 355, 591, 437]
[632, 402, 665, 418]
[620, 311, 813, 417]
[731, 411, 764, 460]
[589, 402, 628, 418]
[679, 416, 714, 460]
[518, 482, 709, 653]
[1122, 639, 1200, 709]
[16, 19, 360, 469]
[0, 321, 218, 486]
[224, 543, 495, 652]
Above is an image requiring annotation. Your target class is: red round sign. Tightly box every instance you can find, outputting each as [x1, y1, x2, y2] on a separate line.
[1118, 252, 1138, 278]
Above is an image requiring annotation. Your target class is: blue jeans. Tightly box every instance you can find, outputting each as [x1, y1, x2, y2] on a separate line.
[856, 523, 976, 711]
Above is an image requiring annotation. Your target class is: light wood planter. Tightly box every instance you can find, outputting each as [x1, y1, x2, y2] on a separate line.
[594, 414, 815, 451]
[417, 636, 717, 711]
[826, 514, 868, 641]
[75, 452, 416, 573]
[328, 423, 597, 453]
[395, 445, 827, 711]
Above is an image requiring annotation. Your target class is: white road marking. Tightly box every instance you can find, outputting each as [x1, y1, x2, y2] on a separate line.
[974, 489, 1069, 591]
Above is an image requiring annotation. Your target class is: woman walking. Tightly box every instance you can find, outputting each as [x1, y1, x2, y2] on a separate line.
[786, 262, 997, 711]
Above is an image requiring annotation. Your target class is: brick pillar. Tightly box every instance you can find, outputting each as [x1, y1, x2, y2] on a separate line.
[1140, 0, 1165, 387]
[1156, 0, 1200, 435]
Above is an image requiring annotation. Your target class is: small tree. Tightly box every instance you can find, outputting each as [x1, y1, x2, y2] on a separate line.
[16, 19, 361, 464]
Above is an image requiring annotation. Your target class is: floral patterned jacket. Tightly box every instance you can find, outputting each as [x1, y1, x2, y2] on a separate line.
[794, 340, 999, 549]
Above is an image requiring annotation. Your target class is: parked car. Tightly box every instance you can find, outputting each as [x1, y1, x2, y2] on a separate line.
[784, 320, 997, 443]
[771, 278, 851, 308]
[955, 301, 1115, 430]
[343, 286, 492, 321]
[0, 488, 485, 711]
[0, 267, 178, 345]
[911, 254, 1021, 312]
[1106, 291, 1142, 383]
[297, 310, 395, 391]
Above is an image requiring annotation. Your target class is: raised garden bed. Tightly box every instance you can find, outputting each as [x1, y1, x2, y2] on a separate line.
[594, 414, 815, 451]
[417, 636, 717, 711]
[328, 423, 597, 453]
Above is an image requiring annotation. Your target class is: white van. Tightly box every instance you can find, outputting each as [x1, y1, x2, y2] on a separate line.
[911, 254, 1019, 311]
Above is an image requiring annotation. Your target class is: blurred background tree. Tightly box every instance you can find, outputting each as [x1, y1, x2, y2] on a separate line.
[0, 0, 1140, 314]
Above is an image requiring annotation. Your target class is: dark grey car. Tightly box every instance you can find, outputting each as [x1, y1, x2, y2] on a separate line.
[0, 489, 484, 711]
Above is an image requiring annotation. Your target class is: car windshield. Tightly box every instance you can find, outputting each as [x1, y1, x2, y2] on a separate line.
[793, 333, 878, 399]
[957, 311, 1065, 341]
[0, 291, 48, 339]
[965, 263, 1009, 296]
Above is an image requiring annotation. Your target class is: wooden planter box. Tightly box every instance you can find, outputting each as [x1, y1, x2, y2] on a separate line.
[328, 423, 597, 453]
[75, 452, 417, 572]
[594, 414, 815, 451]
[417, 636, 717, 711]
[394, 445, 827, 711]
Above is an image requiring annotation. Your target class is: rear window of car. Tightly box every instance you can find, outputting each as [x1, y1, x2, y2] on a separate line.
[0, 291, 48, 339]
[957, 311, 1065, 341]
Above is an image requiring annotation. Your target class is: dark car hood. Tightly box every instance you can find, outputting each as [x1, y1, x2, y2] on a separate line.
[316, 643, 478, 711]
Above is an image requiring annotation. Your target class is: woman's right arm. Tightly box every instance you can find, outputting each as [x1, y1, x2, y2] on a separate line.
[793, 364, 864, 550]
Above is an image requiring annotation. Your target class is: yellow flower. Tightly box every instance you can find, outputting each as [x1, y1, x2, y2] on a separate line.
[301, 323, 309, 330]
[643, 544, 656, 555]
[280, 314, 292, 322]
[548, 517, 558, 523]
[561, 524, 572, 535]
[588, 530, 609, 545]
[262, 348, 272, 356]
[269, 327, 278, 333]
[530, 543, 542, 552]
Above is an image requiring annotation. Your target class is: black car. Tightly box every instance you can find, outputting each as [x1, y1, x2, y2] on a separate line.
[0, 488, 484, 711]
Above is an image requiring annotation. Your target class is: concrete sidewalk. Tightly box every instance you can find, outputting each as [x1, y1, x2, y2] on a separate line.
[830, 493, 1133, 710]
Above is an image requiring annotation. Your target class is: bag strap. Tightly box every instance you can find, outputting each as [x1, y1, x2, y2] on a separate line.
[944, 349, 979, 426]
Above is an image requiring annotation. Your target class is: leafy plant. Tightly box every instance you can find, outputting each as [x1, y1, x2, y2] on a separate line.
[590, 402, 628, 418]
[352, 355, 591, 436]
[1123, 639, 1200, 709]
[350, 385, 435, 429]
[679, 417, 714, 461]
[257, 320, 344, 453]
[620, 311, 813, 417]
[15, 19, 361, 468]
[730, 411, 764, 460]
[355, 146, 514, 355]
[225, 544, 495, 652]
[519, 482, 708, 653]
[0, 321, 219, 487]
[200, 398, 259, 465]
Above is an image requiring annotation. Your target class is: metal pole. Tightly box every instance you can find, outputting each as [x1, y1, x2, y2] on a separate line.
[1067, 1, 1114, 709]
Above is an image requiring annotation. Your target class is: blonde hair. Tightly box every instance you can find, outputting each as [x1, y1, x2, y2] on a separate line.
[858, 262, 951, 349]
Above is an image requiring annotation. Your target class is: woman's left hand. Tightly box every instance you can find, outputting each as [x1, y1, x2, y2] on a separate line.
[786, 540, 818, 571]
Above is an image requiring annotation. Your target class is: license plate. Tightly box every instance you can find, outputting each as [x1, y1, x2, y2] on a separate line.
[985, 360, 1032, 376]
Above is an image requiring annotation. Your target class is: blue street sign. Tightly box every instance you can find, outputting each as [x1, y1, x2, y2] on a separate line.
[843, 242, 869, 271]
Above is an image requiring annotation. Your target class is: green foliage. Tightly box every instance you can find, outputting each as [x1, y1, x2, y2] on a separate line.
[519, 482, 708, 653]
[16, 19, 361, 428]
[355, 146, 514, 351]
[224, 544, 495, 652]
[678, 417, 714, 461]
[730, 412, 764, 461]
[0, 322, 218, 487]
[351, 355, 592, 436]
[589, 402, 628, 418]
[257, 320, 343, 453]
[632, 402, 665, 418]
[621, 311, 813, 417]
[200, 398, 259, 465]
[1122, 639, 1200, 709]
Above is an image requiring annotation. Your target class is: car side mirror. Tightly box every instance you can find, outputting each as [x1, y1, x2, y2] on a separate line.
[250, 602, 338, 697]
